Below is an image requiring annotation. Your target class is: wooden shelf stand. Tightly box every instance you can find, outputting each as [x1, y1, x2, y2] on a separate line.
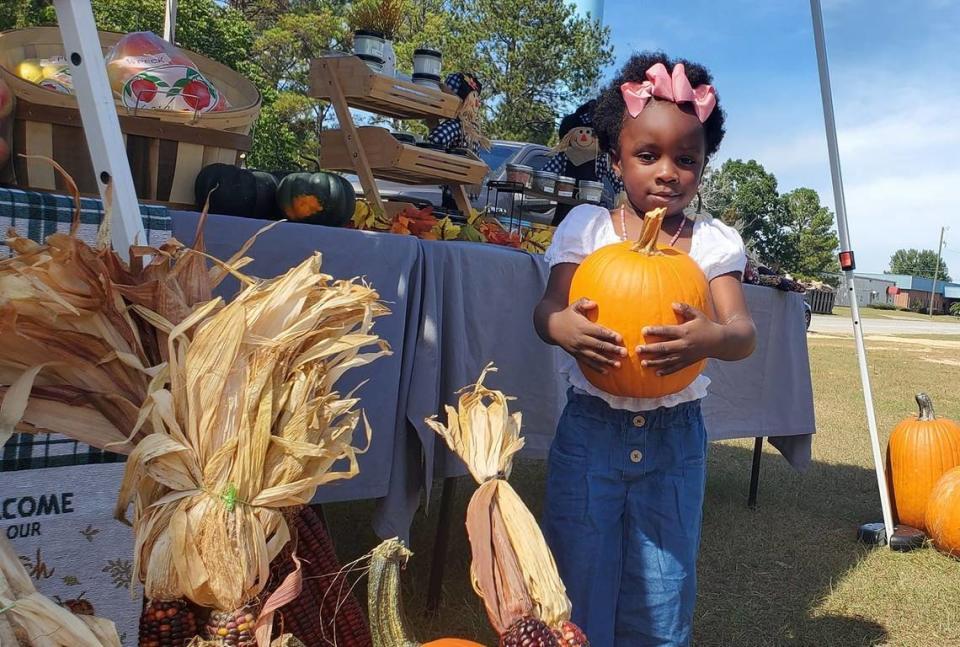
[310, 54, 488, 217]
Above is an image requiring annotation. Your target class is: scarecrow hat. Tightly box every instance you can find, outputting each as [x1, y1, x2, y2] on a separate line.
[558, 99, 597, 139]
[444, 72, 483, 100]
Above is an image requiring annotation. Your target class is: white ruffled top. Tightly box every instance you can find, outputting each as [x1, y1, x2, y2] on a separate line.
[543, 204, 748, 412]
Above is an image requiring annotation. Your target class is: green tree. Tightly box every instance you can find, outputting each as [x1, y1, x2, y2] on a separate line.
[701, 159, 793, 270]
[244, 7, 350, 168]
[782, 188, 840, 284]
[0, 1, 56, 31]
[889, 249, 951, 282]
[445, 0, 613, 143]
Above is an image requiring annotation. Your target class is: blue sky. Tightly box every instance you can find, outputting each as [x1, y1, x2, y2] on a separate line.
[598, 0, 960, 274]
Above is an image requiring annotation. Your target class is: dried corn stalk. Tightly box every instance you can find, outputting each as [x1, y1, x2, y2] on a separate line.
[0, 534, 122, 647]
[425, 364, 571, 634]
[0, 160, 253, 451]
[0, 159, 391, 622]
[115, 252, 390, 612]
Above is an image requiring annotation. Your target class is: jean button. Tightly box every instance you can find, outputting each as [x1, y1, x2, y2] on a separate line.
[629, 449, 643, 463]
[632, 415, 646, 428]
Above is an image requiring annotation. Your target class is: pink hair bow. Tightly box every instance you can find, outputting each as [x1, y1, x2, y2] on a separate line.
[620, 62, 717, 123]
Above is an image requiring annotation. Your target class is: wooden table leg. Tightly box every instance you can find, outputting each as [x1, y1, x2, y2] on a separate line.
[320, 59, 385, 214]
[449, 184, 474, 219]
[748, 436, 764, 509]
[426, 476, 458, 614]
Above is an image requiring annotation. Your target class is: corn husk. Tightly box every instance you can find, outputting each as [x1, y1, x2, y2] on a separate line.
[0, 161, 248, 451]
[0, 534, 122, 646]
[114, 252, 389, 611]
[425, 364, 571, 634]
[0, 159, 391, 620]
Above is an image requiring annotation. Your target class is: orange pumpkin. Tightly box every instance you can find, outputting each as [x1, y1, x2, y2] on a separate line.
[886, 393, 960, 530]
[568, 207, 709, 399]
[925, 466, 960, 557]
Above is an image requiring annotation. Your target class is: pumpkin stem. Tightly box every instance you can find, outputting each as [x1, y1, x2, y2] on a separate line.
[630, 207, 667, 255]
[916, 393, 936, 421]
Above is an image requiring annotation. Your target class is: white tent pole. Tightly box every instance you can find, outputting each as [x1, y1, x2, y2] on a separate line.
[53, 0, 144, 260]
[163, 0, 177, 44]
[809, 0, 895, 542]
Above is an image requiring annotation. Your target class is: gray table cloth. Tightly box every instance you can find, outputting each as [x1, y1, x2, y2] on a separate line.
[170, 213, 815, 542]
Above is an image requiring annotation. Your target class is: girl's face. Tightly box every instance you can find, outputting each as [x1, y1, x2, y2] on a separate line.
[611, 99, 707, 216]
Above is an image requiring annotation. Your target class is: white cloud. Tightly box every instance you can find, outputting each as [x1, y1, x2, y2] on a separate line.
[714, 63, 960, 274]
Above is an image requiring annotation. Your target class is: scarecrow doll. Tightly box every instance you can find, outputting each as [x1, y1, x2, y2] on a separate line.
[543, 99, 623, 224]
[428, 72, 491, 155]
[429, 72, 490, 209]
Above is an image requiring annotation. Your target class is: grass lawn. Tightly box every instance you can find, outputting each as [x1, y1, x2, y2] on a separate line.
[831, 305, 960, 324]
[323, 335, 960, 646]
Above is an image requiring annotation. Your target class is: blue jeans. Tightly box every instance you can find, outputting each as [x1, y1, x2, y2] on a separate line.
[544, 391, 707, 647]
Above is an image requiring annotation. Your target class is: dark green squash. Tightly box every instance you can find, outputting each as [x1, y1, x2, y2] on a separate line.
[275, 171, 356, 226]
[194, 163, 278, 219]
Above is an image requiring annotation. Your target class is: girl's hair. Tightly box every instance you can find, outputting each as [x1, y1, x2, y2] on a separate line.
[593, 51, 726, 160]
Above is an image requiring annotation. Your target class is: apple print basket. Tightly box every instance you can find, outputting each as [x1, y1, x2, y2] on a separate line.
[0, 27, 261, 206]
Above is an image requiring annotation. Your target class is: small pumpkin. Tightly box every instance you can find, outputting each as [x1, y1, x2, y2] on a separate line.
[276, 171, 355, 226]
[886, 393, 960, 530]
[568, 208, 709, 399]
[194, 163, 278, 219]
[925, 466, 960, 557]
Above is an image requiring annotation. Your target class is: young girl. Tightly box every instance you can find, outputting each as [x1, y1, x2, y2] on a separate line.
[534, 52, 757, 647]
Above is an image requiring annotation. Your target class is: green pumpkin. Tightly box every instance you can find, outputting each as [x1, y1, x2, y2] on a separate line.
[194, 163, 278, 219]
[275, 172, 356, 226]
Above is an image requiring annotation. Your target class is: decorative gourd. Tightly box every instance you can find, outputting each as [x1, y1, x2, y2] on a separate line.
[276, 171, 356, 226]
[886, 393, 960, 530]
[925, 466, 960, 557]
[568, 208, 709, 399]
[194, 163, 278, 219]
[369, 539, 486, 647]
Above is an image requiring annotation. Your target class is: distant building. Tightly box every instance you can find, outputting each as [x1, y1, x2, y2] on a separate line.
[834, 274, 896, 308]
[857, 273, 960, 313]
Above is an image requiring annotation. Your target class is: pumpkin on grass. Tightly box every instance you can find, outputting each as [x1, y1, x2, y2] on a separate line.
[568, 207, 709, 399]
[194, 163, 278, 219]
[276, 171, 355, 226]
[886, 393, 960, 531]
[925, 466, 960, 557]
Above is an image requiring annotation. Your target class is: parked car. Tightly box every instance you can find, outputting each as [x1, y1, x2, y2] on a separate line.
[803, 300, 812, 330]
[343, 139, 565, 224]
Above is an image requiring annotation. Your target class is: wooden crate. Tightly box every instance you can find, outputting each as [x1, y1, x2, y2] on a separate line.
[310, 55, 459, 120]
[320, 127, 488, 185]
[0, 27, 260, 205]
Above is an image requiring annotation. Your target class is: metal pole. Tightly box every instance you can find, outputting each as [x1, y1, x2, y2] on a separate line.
[929, 226, 945, 317]
[809, 0, 895, 541]
[163, 0, 177, 44]
[54, 0, 145, 259]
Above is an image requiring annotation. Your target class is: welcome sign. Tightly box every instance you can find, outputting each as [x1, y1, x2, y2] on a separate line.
[1, 462, 141, 645]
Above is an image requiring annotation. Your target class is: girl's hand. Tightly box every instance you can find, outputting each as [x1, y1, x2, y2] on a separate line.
[550, 298, 628, 374]
[636, 303, 724, 376]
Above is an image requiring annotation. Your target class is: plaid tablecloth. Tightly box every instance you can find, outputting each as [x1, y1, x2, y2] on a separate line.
[0, 186, 172, 472]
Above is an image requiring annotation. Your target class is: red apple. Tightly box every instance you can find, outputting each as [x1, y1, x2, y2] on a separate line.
[130, 78, 158, 104]
[182, 79, 212, 112]
[0, 78, 13, 119]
